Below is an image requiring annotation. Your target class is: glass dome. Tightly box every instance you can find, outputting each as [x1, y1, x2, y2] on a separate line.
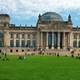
[41, 12, 63, 21]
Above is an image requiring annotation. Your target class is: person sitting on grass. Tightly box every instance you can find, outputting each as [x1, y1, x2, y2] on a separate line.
[2, 53, 9, 61]
[18, 55, 23, 60]
[18, 53, 26, 60]
[76, 53, 80, 59]
[71, 51, 74, 58]
[57, 53, 59, 57]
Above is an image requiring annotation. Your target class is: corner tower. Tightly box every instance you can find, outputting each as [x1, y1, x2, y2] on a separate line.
[0, 14, 10, 29]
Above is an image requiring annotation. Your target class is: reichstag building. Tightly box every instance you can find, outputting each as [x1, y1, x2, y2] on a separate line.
[0, 12, 79, 55]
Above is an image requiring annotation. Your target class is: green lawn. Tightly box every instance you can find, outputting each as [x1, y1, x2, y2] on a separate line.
[0, 56, 80, 80]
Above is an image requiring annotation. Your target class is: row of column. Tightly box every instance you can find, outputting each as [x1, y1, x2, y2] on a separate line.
[41, 32, 66, 49]
[46, 32, 61, 49]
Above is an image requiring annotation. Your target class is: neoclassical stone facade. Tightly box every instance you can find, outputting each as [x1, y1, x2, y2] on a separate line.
[0, 12, 80, 55]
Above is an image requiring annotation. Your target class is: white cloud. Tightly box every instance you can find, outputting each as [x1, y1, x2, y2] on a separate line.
[0, 0, 80, 25]
[0, 0, 80, 16]
[0, 0, 17, 12]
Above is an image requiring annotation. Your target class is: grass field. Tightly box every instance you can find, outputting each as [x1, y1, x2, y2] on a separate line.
[0, 56, 80, 80]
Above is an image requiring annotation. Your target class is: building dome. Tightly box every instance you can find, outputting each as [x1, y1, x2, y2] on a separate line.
[41, 12, 63, 22]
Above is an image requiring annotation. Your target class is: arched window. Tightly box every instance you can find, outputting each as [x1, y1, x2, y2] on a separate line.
[22, 49, 24, 52]
[73, 41, 77, 48]
[10, 49, 13, 53]
[16, 50, 18, 52]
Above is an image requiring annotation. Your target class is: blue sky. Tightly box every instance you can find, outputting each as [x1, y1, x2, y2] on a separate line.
[0, 0, 80, 27]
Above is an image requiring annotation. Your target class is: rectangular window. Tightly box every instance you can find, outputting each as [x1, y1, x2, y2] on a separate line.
[21, 40, 25, 47]
[32, 40, 36, 48]
[74, 34, 77, 39]
[78, 41, 80, 48]
[0, 40, 3, 47]
[22, 34, 25, 39]
[73, 41, 77, 48]
[10, 40, 14, 47]
[16, 40, 20, 47]
[16, 33, 20, 39]
[26, 40, 31, 48]
[10, 33, 14, 38]
[32, 34, 36, 39]
[27, 34, 30, 39]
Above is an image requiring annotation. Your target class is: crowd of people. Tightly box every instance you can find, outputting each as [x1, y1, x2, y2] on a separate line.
[0, 49, 80, 61]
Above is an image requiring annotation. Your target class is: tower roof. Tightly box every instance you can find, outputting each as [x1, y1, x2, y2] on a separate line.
[0, 14, 10, 17]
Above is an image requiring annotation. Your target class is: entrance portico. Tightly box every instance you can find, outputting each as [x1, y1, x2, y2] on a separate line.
[41, 32, 70, 49]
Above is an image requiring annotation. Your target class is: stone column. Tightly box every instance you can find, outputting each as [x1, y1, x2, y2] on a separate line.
[25, 34, 27, 47]
[46, 32, 48, 49]
[14, 34, 16, 47]
[58, 32, 60, 49]
[30, 34, 33, 48]
[7, 32, 10, 47]
[20, 34, 22, 47]
[36, 31, 40, 49]
[70, 32, 73, 49]
[41, 32, 43, 48]
[77, 34, 79, 48]
[63, 32, 66, 49]
[52, 32, 54, 49]
[68, 33, 70, 48]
